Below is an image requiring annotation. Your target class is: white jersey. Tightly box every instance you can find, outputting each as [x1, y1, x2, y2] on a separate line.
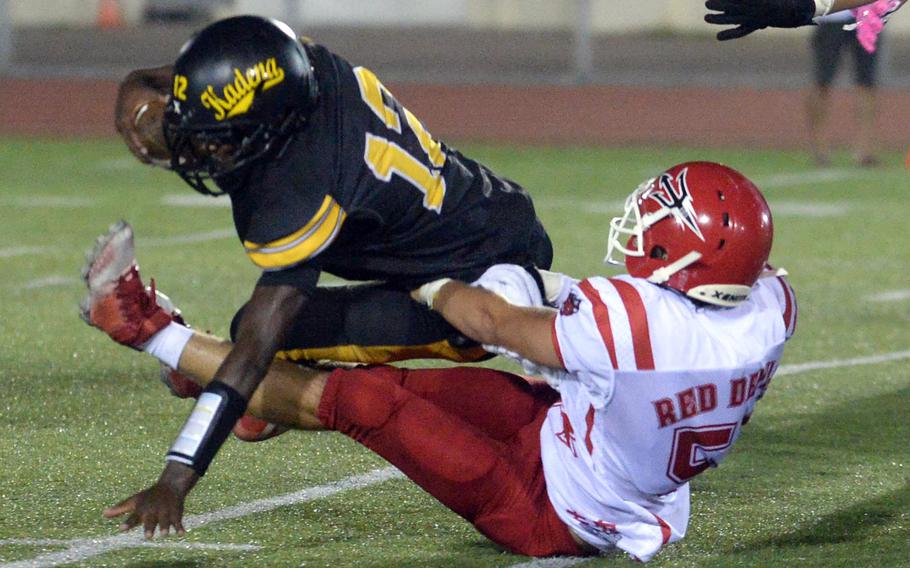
[539, 273, 797, 561]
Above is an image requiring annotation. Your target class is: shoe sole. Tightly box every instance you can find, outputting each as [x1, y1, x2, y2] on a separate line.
[79, 220, 136, 325]
[81, 220, 136, 294]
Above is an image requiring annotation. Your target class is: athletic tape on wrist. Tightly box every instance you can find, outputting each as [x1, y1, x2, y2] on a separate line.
[166, 381, 248, 476]
[416, 278, 452, 309]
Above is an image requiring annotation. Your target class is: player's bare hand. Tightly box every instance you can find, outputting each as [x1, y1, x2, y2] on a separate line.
[104, 462, 198, 539]
[104, 482, 186, 538]
[114, 65, 174, 166]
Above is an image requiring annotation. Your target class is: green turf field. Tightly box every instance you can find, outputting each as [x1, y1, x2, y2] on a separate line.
[0, 138, 907, 567]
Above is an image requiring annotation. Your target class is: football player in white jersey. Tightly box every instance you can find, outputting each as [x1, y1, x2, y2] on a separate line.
[82, 161, 795, 561]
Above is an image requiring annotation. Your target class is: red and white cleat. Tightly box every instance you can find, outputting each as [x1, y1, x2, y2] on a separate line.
[80, 221, 287, 441]
[158, 364, 204, 399]
[231, 414, 290, 442]
[79, 221, 172, 349]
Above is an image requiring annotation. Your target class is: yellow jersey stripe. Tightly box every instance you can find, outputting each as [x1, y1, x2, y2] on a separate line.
[243, 196, 346, 269]
[276, 340, 490, 365]
[243, 195, 334, 251]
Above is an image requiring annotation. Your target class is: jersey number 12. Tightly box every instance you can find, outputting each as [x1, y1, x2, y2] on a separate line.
[354, 67, 446, 213]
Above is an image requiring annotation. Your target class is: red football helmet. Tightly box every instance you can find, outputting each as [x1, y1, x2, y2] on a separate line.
[606, 161, 773, 307]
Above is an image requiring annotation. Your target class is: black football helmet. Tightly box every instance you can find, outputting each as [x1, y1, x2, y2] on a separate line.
[164, 15, 318, 195]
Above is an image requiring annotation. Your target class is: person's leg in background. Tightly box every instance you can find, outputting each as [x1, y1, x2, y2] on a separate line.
[807, 22, 847, 167]
[850, 27, 882, 166]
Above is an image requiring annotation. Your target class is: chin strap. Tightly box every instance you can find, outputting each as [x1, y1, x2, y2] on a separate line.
[646, 251, 702, 284]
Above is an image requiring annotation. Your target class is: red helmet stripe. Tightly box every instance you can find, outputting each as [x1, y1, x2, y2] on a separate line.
[610, 279, 655, 370]
[578, 279, 618, 369]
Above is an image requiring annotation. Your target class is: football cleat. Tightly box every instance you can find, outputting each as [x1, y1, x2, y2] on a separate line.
[159, 364, 204, 399]
[80, 221, 172, 349]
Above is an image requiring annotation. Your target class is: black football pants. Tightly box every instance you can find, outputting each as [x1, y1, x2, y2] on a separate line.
[230, 283, 493, 364]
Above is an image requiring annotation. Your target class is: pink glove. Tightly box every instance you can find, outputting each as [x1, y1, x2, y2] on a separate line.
[850, 0, 901, 53]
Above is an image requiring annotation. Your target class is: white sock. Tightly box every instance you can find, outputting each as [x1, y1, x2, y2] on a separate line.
[142, 322, 194, 369]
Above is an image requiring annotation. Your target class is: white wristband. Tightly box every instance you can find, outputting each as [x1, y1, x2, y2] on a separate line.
[414, 278, 452, 310]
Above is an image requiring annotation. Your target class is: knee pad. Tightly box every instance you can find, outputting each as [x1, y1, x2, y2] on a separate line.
[331, 367, 406, 430]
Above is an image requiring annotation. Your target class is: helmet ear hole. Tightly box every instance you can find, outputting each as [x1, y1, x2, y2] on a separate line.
[649, 245, 668, 260]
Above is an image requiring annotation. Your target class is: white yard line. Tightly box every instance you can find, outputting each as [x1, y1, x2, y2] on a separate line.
[511, 557, 591, 568]
[94, 158, 144, 171]
[2, 228, 235, 265]
[21, 276, 79, 290]
[767, 201, 850, 218]
[0, 467, 403, 568]
[0, 246, 51, 259]
[162, 194, 232, 208]
[753, 169, 857, 189]
[2, 350, 909, 567]
[0, 539, 260, 552]
[776, 350, 910, 377]
[0, 197, 94, 208]
[864, 290, 910, 303]
[142, 229, 236, 247]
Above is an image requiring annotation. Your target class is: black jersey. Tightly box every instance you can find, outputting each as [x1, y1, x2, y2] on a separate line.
[226, 43, 551, 292]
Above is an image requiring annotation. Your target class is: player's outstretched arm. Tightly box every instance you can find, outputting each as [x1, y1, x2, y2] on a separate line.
[114, 65, 173, 165]
[104, 283, 314, 538]
[418, 280, 563, 369]
[706, 0, 907, 40]
[705, 0, 820, 40]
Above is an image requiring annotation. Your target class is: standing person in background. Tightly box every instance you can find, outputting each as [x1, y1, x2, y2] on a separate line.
[807, 10, 883, 166]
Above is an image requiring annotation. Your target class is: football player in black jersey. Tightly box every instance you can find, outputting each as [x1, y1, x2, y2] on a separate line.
[111, 17, 553, 444]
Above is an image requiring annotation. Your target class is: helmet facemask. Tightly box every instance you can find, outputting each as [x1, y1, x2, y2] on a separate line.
[605, 175, 702, 283]
[164, 107, 300, 196]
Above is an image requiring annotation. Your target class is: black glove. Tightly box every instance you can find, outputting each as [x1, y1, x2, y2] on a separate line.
[705, 0, 817, 41]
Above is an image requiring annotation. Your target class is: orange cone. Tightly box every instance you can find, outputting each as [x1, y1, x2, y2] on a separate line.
[97, 0, 124, 29]
[905, 148, 910, 168]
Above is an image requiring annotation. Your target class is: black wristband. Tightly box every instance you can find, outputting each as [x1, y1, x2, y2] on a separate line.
[166, 380, 249, 476]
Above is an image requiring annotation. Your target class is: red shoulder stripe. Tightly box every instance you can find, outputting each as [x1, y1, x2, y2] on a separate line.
[578, 279, 618, 369]
[609, 279, 655, 370]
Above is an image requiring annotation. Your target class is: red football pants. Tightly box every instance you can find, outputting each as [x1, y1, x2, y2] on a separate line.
[317, 365, 585, 557]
